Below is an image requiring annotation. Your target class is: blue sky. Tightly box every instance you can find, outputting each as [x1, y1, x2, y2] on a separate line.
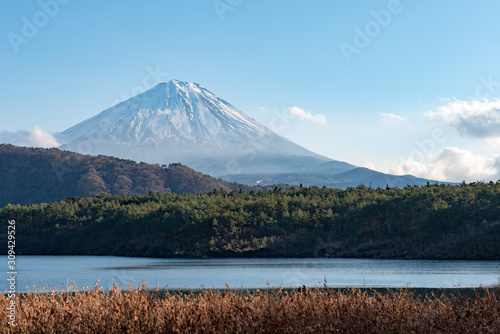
[1, 0, 500, 182]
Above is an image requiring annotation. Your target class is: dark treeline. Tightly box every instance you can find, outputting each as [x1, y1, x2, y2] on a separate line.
[0, 144, 277, 207]
[1, 181, 499, 260]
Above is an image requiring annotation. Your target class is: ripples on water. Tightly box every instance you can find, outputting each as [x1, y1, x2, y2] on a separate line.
[3, 256, 500, 292]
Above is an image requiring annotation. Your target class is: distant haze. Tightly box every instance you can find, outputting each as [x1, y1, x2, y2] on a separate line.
[54, 80, 448, 188]
[56, 80, 352, 177]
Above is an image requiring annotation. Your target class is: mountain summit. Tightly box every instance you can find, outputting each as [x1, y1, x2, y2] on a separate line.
[57, 80, 354, 176]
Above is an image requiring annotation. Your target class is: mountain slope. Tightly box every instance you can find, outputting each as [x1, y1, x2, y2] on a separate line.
[224, 167, 453, 189]
[56, 80, 354, 176]
[0, 144, 257, 207]
[53, 80, 449, 188]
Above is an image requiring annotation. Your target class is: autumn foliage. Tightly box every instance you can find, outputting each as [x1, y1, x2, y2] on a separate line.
[0, 284, 498, 333]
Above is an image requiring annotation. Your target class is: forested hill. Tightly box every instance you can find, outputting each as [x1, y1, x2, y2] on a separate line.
[1, 182, 499, 260]
[0, 144, 258, 207]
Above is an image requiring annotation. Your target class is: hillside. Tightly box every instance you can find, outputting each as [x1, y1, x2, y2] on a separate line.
[51, 80, 452, 188]
[224, 167, 452, 189]
[2, 182, 499, 260]
[0, 144, 257, 207]
[56, 80, 347, 176]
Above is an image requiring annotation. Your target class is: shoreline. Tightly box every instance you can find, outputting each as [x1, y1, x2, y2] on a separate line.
[6, 252, 500, 261]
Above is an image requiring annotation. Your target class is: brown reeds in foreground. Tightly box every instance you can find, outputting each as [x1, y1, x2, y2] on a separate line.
[0, 283, 498, 333]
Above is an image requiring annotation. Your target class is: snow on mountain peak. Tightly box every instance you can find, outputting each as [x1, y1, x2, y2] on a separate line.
[59, 80, 269, 146]
[56, 80, 338, 175]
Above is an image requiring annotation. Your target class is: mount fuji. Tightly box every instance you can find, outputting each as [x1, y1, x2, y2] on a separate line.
[57, 80, 354, 178]
[56, 80, 447, 188]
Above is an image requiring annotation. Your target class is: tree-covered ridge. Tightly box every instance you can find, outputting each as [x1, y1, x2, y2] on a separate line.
[1, 182, 499, 259]
[0, 144, 261, 207]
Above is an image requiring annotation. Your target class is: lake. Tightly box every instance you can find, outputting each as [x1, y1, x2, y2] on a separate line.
[3, 256, 500, 292]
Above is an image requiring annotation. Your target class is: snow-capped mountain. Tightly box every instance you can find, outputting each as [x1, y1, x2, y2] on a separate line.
[57, 80, 355, 177]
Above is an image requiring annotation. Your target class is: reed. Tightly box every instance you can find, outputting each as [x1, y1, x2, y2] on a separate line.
[0, 283, 498, 333]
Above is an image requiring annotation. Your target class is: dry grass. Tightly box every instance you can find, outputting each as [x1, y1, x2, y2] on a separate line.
[0, 283, 499, 333]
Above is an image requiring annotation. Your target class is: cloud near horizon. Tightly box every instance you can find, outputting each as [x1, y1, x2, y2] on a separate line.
[0, 126, 60, 148]
[369, 147, 500, 183]
[425, 99, 500, 138]
[288, 106, 326, 125]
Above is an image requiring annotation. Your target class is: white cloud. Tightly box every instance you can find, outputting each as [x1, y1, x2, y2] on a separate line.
[288, 106, 326, 125]
[486, 137, 500, 150]
[426, 99, 500, 138]
[380, 147, 499, 182]
[380, 112, 406, 125]
[258, 107, 268, 111]
[28, 126, 60, 148]
[0, 126, 60, 148]
[363, 161, 377, 170]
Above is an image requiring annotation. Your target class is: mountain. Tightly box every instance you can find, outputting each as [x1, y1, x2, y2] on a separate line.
[0, 144, 268, 207]
[226, 167, 452, 189]
[57, 80, 353, 176]
[54, 79, 449, 188]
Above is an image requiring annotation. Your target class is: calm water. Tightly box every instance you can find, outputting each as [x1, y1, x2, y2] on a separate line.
[3, 256, 500, 292]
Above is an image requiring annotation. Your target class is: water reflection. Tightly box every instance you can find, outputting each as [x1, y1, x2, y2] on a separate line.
[4, 256, 499, 292]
